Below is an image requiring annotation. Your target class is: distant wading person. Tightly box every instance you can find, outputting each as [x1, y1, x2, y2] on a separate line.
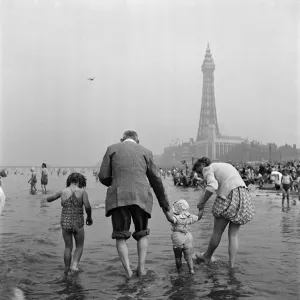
[192, 158, 255, 268]
[28, 167, 37, 193]
[99, 130, 171, 279]
[41, 163, 49, 194]
[45, 172, 93, 274]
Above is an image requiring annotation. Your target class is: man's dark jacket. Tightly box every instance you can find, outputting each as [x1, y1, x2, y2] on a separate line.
[99, 140, 170, 217]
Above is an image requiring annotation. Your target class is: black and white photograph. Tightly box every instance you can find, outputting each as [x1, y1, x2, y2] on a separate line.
[0, 0, 299, 299]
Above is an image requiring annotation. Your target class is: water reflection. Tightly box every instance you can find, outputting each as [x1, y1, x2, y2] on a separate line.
[56, 273, 86, 300]
[165, 273, 197, 299]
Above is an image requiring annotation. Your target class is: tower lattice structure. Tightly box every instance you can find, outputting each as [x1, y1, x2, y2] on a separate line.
[196, 44, 220, 141]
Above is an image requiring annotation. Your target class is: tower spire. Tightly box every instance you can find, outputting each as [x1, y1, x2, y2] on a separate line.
[196, 46, 219, 141]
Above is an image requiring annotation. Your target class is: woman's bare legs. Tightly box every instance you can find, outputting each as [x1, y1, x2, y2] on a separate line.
[228, 222, 241, 268]
[71, 227, 85, 271]
[62, 229, 73, 273]
[202, 217, 229, 263]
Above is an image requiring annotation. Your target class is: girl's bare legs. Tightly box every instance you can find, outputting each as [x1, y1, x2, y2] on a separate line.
[183, 248, 194, 274]
[228, 222, 241, 268]
[71, 227, 85, 271]
[62, 229, 73, 273]
[202, 217, 229, 263]
[173, 247, 183, 270]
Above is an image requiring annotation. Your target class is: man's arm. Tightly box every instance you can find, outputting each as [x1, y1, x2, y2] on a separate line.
[146, 152, 170, 212]
[98, 147, 113, 187]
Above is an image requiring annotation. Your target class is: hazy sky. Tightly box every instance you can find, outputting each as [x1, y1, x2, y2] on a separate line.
[0, 0, 299, 166]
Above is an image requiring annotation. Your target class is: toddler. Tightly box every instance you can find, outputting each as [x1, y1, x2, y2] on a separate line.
[164, 199, 203, 274]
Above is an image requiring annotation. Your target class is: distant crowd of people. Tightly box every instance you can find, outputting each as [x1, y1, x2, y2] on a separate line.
[158, 160, 300, 209]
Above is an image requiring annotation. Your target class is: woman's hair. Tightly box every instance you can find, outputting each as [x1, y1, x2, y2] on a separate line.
[192, 157, 211, 171]
[42, 163, 47, 168]
[66, 172, 87, 188]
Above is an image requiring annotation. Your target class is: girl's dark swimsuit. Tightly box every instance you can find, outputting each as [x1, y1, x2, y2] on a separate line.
[60, 192, 84, 233]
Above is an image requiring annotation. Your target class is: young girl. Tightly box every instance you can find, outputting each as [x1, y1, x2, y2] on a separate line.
[281, 169, 293, 208]
[45, 172, 93, 274]
[28, 167, 37, 193]
[164, 199, 203, 274]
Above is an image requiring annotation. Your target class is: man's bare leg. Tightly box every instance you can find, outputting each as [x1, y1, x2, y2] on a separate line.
[116, 239, 133, 279]
[136, 236, 148, 276]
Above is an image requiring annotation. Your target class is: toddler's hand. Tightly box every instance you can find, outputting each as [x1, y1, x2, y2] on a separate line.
[86, 217, 93, 226]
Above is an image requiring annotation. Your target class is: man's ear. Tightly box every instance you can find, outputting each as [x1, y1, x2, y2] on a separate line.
[137, 139, 140, 144]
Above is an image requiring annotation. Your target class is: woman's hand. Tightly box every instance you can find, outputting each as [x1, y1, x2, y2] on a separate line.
[86, 217, 93, 226]
[198, 208, 204, 220]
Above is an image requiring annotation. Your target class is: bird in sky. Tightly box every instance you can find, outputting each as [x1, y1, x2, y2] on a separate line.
[87, 77, 95, 81]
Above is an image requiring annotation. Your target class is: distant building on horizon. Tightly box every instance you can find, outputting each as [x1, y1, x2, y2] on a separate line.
[161, 44, 244, 165]
[159, 45, 300, 166]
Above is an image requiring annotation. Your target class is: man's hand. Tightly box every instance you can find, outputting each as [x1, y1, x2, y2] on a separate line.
[164, 210, 175, 224]
[86, 217, 93, 226]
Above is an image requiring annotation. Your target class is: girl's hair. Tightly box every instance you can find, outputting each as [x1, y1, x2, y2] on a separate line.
[42, 163, 47, 168]
[66, 172, 87, 188]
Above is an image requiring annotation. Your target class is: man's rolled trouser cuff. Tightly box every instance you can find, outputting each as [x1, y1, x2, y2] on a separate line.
[132, 228, 150, 241]
[112, 231, 131, 240]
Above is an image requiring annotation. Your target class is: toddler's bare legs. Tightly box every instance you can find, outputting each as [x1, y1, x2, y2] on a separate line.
[183, 248, 194, 274]
[173, 247, 183, 270]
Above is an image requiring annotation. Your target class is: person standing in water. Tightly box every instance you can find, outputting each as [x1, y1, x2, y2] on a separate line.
[281, 169, 293, 208]
[45, 172, 93, 274]
[99, 130, 170, 279]
[192, 157, 255, 268]
[164, 199, 203, 274]
[41, 163, 49, 194]
[28, 167, 37, 193]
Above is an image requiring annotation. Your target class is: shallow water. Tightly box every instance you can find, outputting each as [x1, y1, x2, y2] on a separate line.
[0, 172, 299, 300]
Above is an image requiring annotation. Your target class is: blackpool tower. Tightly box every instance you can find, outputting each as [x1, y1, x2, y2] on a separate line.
[196, 44, 220, 141]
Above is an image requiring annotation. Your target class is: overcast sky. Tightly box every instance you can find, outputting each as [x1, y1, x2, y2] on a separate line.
[0, 0, 299, 166]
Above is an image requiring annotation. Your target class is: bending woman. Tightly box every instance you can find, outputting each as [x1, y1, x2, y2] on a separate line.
[193, 157, 255, 268]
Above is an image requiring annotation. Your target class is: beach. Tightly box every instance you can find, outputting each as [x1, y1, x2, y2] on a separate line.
[0, 171, 299, 300]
